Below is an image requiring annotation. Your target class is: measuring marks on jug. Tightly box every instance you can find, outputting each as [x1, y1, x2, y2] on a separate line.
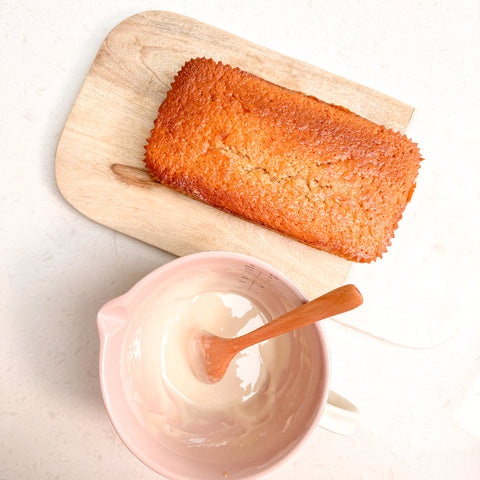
[238, 263, 280, 296]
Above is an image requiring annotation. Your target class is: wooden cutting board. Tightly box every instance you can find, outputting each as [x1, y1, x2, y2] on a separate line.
[55, 10, 414, 301]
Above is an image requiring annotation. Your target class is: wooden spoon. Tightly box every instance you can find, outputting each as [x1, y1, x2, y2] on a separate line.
[191, 284, 363, 383]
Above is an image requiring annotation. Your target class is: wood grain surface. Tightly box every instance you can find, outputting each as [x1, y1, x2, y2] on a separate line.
[55, 10, 414, 300]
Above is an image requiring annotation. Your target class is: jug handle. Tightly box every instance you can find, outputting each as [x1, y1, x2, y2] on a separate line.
[318, 390, 359, 435]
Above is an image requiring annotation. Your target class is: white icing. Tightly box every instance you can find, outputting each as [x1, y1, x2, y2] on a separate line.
[122, 278, 294, 450]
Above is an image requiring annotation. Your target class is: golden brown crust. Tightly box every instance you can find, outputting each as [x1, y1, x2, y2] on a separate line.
[144, 58, 423, 262]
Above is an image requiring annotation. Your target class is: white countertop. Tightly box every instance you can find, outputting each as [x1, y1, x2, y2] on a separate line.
[1, 1, 480, 478]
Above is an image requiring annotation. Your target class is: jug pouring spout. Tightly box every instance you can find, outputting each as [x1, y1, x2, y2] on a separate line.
[97, 297, 129, 338]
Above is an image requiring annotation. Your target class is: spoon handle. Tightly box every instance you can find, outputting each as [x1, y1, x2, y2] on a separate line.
[230, 284, 363, 353]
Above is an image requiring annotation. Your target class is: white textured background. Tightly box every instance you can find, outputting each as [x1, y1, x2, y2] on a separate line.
[1, 1, 480, 479]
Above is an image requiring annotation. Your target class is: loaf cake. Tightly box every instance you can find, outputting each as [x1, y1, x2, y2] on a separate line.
[144, 58, 423, 262]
